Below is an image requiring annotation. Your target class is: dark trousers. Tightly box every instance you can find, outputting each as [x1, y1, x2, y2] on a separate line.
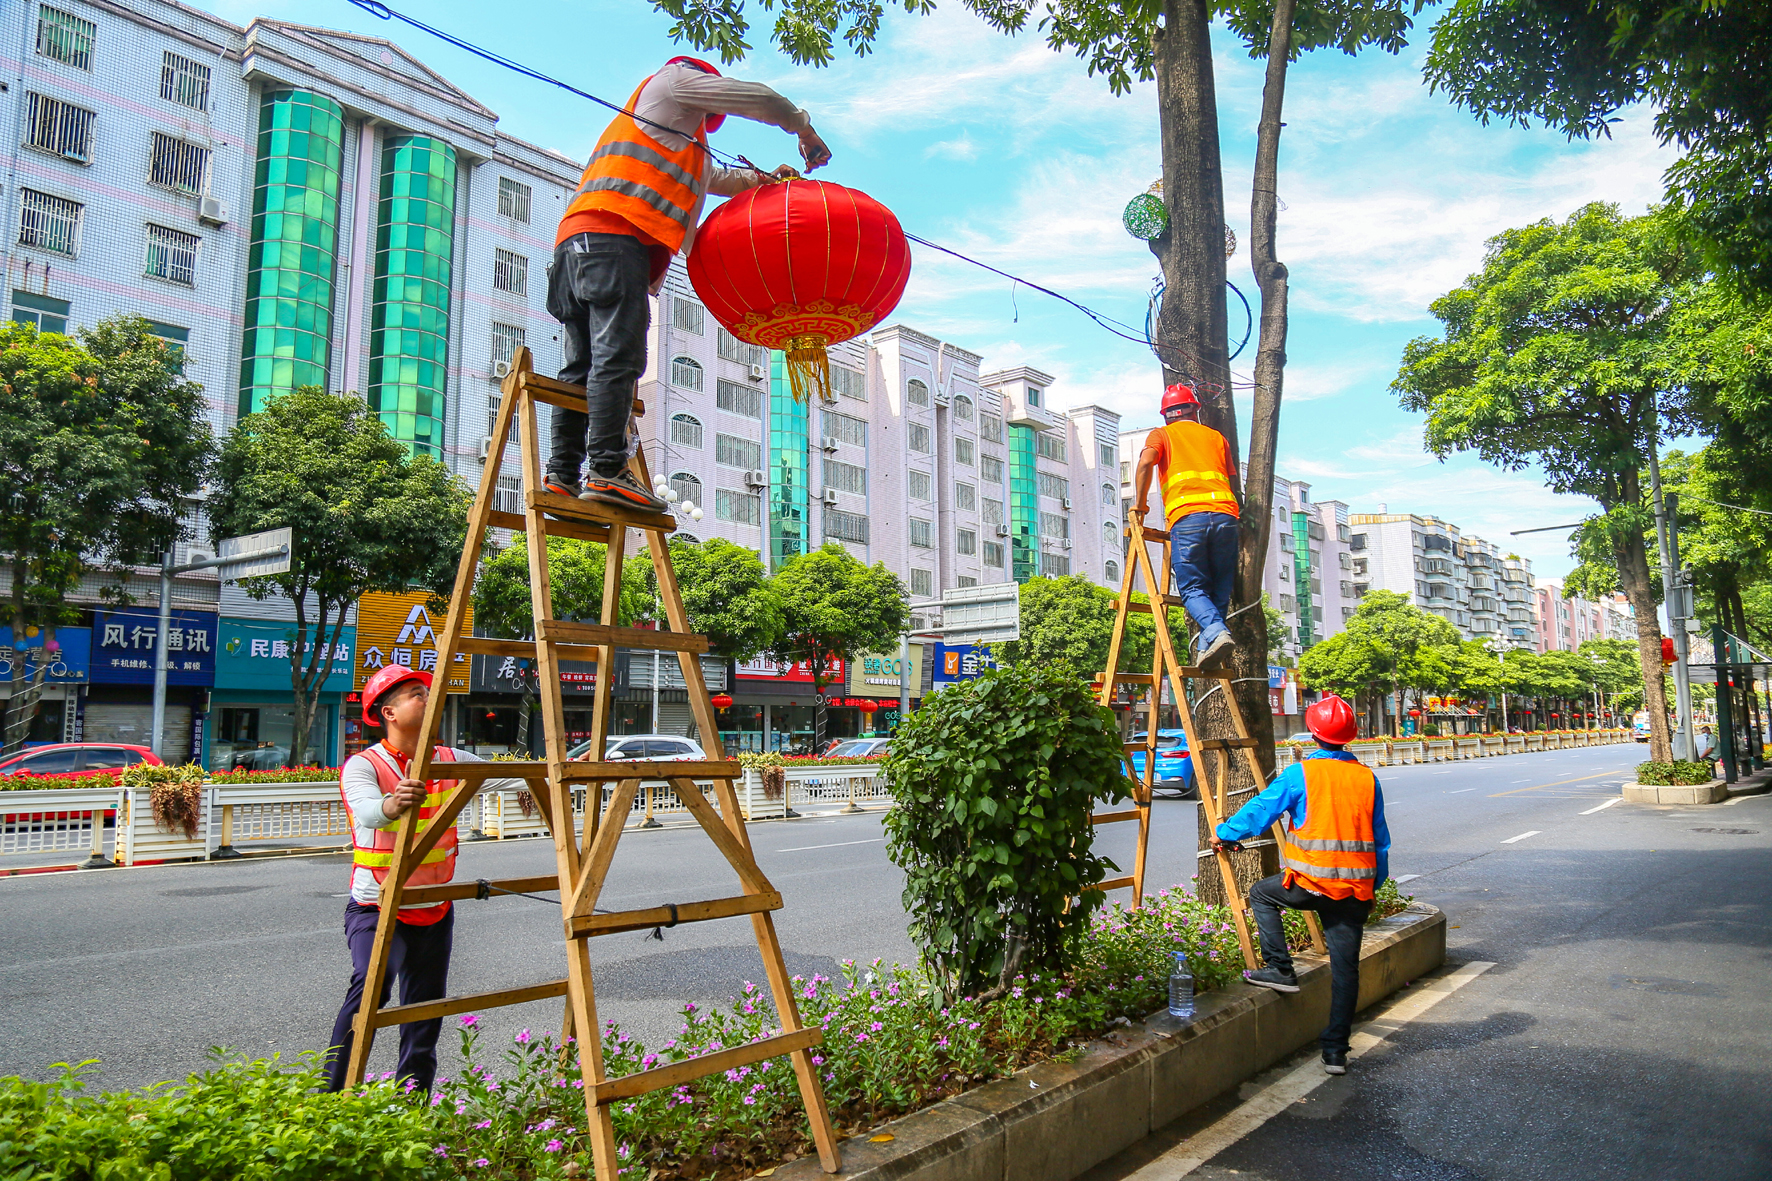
[1247, 873, 1373, 1053]
[545, 232, 653, 482]
[1169, 511, 1239, 648]
[322, 899, 454, 1092]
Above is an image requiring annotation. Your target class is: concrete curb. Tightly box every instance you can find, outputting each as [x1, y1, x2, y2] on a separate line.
[774, 904, 1448, 1181]
[1623, 779, 1730, 805]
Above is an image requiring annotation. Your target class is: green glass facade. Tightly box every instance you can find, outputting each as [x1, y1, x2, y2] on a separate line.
[1292, 511, 1315, 649]
[367, 135, 457, 456]
[1008, 423, 1039, 582]
[239, 91, 344, 416]
[767, 352, 808, 571]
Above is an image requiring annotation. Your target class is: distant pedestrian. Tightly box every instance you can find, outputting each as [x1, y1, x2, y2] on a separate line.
[1210, 694, 1390, 1076]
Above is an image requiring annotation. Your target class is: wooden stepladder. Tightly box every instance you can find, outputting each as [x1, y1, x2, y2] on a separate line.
[344, 348, 841, 1179]
[1092, 510, 1325, 969]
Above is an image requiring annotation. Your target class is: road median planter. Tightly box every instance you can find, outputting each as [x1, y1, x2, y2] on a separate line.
[774, 903, 1447, 1181]
[1623, 779, 1730, 805]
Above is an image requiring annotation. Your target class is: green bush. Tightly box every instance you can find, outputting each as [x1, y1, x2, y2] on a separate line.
[1636, 759, 1716, 785]
[881, 662, 1125, 1003]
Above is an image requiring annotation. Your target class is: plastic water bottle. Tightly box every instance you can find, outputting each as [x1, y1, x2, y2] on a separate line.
[1168, 954, 1195, 1020]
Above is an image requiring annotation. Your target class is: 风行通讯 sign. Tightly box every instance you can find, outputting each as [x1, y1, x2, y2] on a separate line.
[90, 608, 217, 685]
[354, 591, 473, 693]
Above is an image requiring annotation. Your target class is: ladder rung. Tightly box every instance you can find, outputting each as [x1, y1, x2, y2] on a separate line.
[538, 619, 710, 654]
[590, 1027, 819, 1105]
[1090, 808, 1144, 825]
[456, 635, 605, 662]
[1123, 740, 1156, 751]
[1095, 875, 1136, 891]
[441, 761, 551, 781]
[403, 874, 560, 906]
[569, 891, 782, 938]
[371, 978, 569, 1028]
[1127, 524, 1170, 542]
[487, 509, 610, 544]
[562, 760, 741, 781]
[1094, 672, 1154, 684]
[518, 370, 647, 420]
[1113, 595, 1187, 615]
[527, 489, 677, 533]
[1196, 738, 1260, 751]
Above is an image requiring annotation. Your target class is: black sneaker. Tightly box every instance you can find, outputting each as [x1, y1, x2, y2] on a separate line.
[543, 476, 583, 499]
[581, 469, 670, 514]
[1243, 966, 1300, 993]
[1198, 632, 1236, 670]
[1322, 1049, 1348, 1075]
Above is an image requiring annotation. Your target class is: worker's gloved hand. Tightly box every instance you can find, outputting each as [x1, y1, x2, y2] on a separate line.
[798, 127, 832, 171]
[1209, 835, 1245, 853]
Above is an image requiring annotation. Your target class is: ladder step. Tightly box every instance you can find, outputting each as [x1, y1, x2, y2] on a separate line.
[563, 759, 741, 781]
[403, 874, 559, 906]
[569, 891, 782, 938]
[1126, 524, 1170, 542]
[1089, 808, 1145, 825]
[457, 635, 606, 662]
[1094, 672, 1154, 685]
[487, 509, 610, 544]
[590, 1027, 820, 1106]
[527, 489, 677, 533]
[538, 619, 710, 654]
[371, 978, 569, 1028]
[1095, 875, 1135, 891]
[517, 370, 646, 420]
[1113, 595, 1187, 615]
[1196, 738, 1261, 751]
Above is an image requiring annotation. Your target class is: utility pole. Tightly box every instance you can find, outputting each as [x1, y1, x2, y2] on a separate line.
[1647, 444, 1696, 761]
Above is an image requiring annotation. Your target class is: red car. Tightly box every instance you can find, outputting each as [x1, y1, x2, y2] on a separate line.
[0, 743, 163, 778]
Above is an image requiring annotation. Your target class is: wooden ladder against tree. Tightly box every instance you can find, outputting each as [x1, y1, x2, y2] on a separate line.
[342, 347, 841, 1180]
[1092, 510, 1325, 968]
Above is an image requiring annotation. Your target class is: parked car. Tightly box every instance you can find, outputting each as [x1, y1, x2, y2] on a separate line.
[825, 737, 891, 760]
[565, 734, 707, 762]
[1632, 711, 1652, 742]
[1125, 730, 1196, 798]
[1282, 731, 1316, 744]
[0, 743, 163, 778]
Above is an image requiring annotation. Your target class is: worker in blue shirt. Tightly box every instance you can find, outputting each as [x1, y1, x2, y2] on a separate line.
[1210, 694, 1390, 1075]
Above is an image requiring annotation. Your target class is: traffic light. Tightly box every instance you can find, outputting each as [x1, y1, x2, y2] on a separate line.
[1661, 637, 1677, 665]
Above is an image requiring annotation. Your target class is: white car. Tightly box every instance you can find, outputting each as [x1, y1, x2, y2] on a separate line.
[565, 734, 707, 762]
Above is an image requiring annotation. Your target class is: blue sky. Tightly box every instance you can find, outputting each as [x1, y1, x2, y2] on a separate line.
[207, 0, 1678, 578]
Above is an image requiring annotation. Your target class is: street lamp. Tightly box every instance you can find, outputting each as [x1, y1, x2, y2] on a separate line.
[1484, 635, 1512, 732]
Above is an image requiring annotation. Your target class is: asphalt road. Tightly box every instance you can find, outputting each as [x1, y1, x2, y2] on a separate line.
[10, 740, 1766, 1181]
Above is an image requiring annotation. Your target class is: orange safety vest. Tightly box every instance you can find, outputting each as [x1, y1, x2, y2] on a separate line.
[1152, 420, 1239, 525]
[1279, 757, 1379, 901]
[556, 76, 708, 252]
[346, 743, 459, 923]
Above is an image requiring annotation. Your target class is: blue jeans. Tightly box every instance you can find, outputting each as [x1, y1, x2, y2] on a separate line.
[1169, 512, 1238, 647]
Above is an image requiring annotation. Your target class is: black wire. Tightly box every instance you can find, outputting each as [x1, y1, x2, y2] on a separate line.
[1226, 280, 1254, 361]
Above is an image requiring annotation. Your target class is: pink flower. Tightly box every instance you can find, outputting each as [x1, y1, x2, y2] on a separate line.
[811, 1055, 824, 1066]
[515, 1028, 531, 1045]
[855, 1032, 870, 1043]
[433, 1146, 448, 1157]
[870, 1022, 883, 1032]
[459, 1014, 478, 1029]
[472, 1159, 490, 1169]
[545, 1140, 563, 1152]
[473, 1120, 492, 1129]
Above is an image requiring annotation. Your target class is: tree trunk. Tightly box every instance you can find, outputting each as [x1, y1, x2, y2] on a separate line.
[1612, 478, 1672, 762]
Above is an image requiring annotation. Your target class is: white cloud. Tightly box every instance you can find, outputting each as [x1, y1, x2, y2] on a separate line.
[924, 131, 979, 162]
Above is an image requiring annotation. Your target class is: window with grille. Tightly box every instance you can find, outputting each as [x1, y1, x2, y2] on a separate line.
[491, 321, 525, 369]
[25, 93, 94, 162]
[957, 575, 977, 588]
[982, 499, 1003, 525]
[1036, 471, 1069, 500]
[822, 409, 866, 446]
[494, 474, 523, 514]
[715, 432, 762, 469]
[494, 248, 528, 295]
[717, 489, 762, 525]
[1044, 554, 1069, 576]
[673, 297, 704, 335]
[11, 290, 69, 333]
[1036, 433, 1067, 463]
[910, 567, 933, 597]
[1103, 522, 1117, 550]
[1040, 512, 1069, 540]
[1105, 559, 1119, 585]
[954, 394, 974, 421]
[980, 415, 1003, 443]
[954, 437, 974, 466]
[671, 355, 704, 391]
[909, 518, 933, 548]
[671, 413, 704, 449]
[1120, 460, 1131, 482]
[717, 327, 765, 366]
[37, 6, 93, 70]
[955, 482, 976, 512]
[487, 392, 518, 443]
[1101, 482, 1116, 507]
[144, 223, 198, 286]
[824, 506, 868, 542]
[1099, 442, 1115, 468]
[160, 51, 210, 111]
[149, 133, 209, 195]
[957, 529, 976, 556]
[908, 470, 931, 501]
[824, 459, 866, 495]
[906, 378, 929, 407]
[716, 379, 763, 419]
[669, 471, 702, 503]
[908, 423, 931, 453]
[981, 455, 1003, 483]
[983, 541, 1004, 569]
[19, 188, 81, 255]
[497, 176, 531, 222]
[832, 365, 867, 400]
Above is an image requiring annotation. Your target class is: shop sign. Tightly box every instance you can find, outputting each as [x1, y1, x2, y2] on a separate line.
[848, 646, 923, 697]
[91, 608, 217, 686]
[736, 654, 846, 684]
[354, 592, 472, 693]
[471, 652, 600, 695]
[931, 642, 1001, 684]
[216, 617, 355, 692]
[0, 626, 91, 684]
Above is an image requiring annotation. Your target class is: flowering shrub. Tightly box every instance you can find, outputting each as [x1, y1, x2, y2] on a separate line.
[0, 771, 121, 791]
[208, 765, 343, 783]
[0, 765, 344, 791]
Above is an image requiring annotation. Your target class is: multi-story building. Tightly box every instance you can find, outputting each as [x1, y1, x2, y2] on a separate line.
[1533, 582, 1636, 652]
[1348, 511, 1534, 644]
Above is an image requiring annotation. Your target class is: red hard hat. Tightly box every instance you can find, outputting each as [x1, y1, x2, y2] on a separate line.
[1162, 383, 1200, 414]
[362, 665, 432, 727]
[665, 57, 726, 133]
[1305, 694, 1358, 745]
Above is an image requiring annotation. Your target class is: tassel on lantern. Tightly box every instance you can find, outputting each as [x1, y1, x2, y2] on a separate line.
[783, 335, 832, 404]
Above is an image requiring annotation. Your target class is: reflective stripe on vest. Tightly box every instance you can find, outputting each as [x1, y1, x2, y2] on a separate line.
[559, 77, 706, 252]
[1158, 421, 1239, 524]
[1279, 757, 1379, 900]
[349, 745, 459, 888]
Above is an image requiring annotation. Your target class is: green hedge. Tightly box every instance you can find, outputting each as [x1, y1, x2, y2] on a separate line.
[1635, 759, 1715, 785]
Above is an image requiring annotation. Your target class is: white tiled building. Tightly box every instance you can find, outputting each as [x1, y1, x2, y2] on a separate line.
[1347, 512, 1534, 644]
[1534, 582, 1636, 652]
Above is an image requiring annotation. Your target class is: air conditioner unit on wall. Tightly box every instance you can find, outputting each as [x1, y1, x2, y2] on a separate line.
[1061, 539, 1072, 550]
[822, 488, 840, 505]
[479, 435, 493, 460]
[821, 435, 840, 452]
[994, 524, 1009, 536]
[748, 364, 766, 381]
[197, 195, 229, 226]
[744, 469, 766, 488]
[491, 359, 512, 379]
[1062, 497, 1072, 511]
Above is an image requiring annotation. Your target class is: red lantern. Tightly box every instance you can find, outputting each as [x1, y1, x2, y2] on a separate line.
[710, 693, 734, 710]
[688, 180, 911, 403]
[857, 699, 879, 714]
[1408, 709, 1421, 718]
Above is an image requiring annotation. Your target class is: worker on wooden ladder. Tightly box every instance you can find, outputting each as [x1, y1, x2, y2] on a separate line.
[1209, 695, 1391, 1076]
[1132, 382, 1241, 669]
[545, 57, 831, 512]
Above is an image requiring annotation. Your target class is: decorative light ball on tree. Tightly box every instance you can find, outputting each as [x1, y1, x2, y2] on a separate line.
[687, 179, 911, 404]
[1122, 192, 1167, 241]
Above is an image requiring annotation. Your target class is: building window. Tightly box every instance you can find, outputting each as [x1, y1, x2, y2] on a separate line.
[716, 378, 763, 419]
[717, 489, 762, 525]
[910, 567, 933, 597]
[957, 528, 977, 556]
[982, 499, 1004, 525]
[1027, 386, 1042, 407]
[24, 93, 95, 162]
[1036, 433, 1066, 463]
[1040, 512, 1070, 541]
[981, 455, 1004, 483]
[1099, 442, 1115, 469]
[671, 355, 704, 391]
[716, 327, 766, 366]
[668, 471, 702, 503]
[160, 51, 211, 111]
[490, 322, 526, 373]
[954, 393, 974, 420]
[715, 432, 762, 469]
[494, 474, 523, 514]
[18, 188, 81, 255]
[36, 6, 94, 71]
[955, 437, 975, 466]
[908, 469, 931, 500]
[671, 413, 704, 449]
[487, 391, 518, 443]
[148, 132, 210, 195]
[958, 575, 978, 588]
[825, 458, 866, 495]
[1101, 482, 1116, 507]
[822, 409, 867, 446]
[11, 290, 69, 333]
[955, 481, 976, 511]
[497, 176, 531, 222]
[906, 378, 929, 406]
[984, 541, 1005, 569]
[493, 248, 528, 296]
[824, 505, 868, 542]
[144, 223, 198, 286]
[1120, 459, 1131, 483]
[980, 414, 1003, 443]
[908, 423, 931, 453]
[909, 518, 933, 548]
[831, 365, 867, 400]
[1103, 522, 1117, 550]
[673, 297, 705, 335]
[1105, 559, 1120, 584]
[1044, 554, 1070, 576]
[1036, 471, 1069, 500]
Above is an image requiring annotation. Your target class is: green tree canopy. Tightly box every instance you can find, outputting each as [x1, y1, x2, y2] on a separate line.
[770, 543, 907, 741]
[1296, 590, 1459, 734]
[657, 537, 783, 662]
[995, 575, 1154, 680]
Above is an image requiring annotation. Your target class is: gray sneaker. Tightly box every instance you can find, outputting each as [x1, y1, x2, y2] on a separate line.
[1243, 966, 1300, 993]
[1198, 632, 1236, 670]
[580, 469, 670, 514]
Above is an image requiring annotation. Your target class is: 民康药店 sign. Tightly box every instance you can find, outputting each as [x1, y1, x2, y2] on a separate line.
[216, 617, 356, 692]
[0, 626, 91, 684]
[931, 642, 1000, 684]
[90, 608, 217, 686]
[354, 591, 472, 693]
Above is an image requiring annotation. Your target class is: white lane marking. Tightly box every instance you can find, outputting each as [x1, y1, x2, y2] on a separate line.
[1501, 830, 1541, 844]
[1512, 779, 1532, 783]
[1433, 771, 1453, 775]
[1580, 798, 1624, 815]
[1447, 788, 1476, 794]
[773, 838, 884, 853]
[1393, 874, 1420, 883]
[1122, 962, 1497, 1179]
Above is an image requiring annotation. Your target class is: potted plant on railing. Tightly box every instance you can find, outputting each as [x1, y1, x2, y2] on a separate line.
[121, 762, 208, 840]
